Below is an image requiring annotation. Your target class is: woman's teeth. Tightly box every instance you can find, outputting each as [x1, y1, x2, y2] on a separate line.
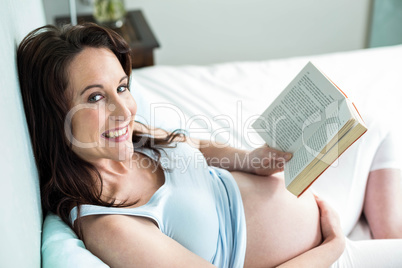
[105, 127, 127, 138]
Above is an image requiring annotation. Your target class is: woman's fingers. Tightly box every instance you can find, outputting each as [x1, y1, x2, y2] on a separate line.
[261, 145, 293, 162]
[314, 195, 343, 241]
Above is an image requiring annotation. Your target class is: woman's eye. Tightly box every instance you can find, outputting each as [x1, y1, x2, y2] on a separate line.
[88, 94, 103, 103]
[117, 85, 129, 93]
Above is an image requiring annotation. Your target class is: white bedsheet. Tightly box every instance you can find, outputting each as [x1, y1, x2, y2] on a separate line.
[131, 45, 402, 240]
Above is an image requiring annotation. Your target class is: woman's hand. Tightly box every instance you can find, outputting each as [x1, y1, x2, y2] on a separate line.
[247, 144, 292, 176]
[315, 195, 345, 252]
[277, 196, 345, 268]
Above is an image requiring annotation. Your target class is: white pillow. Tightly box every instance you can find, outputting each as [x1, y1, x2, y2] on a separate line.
[42, 212, 109, 268]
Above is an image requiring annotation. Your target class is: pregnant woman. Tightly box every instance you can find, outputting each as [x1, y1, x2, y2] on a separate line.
[17, 23, 402, 267]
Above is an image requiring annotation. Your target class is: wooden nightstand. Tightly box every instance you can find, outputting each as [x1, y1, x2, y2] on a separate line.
[55, 10, 160, 69]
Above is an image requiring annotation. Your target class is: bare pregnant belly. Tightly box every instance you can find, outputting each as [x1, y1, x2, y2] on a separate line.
[231, 171, 322, 268]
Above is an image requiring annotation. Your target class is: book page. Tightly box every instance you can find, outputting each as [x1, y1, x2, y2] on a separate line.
[252, 62, 346, 153]
[284, 100, 352, 185]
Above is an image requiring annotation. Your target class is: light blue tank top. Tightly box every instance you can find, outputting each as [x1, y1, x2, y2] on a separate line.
[70, 142, 246, 267]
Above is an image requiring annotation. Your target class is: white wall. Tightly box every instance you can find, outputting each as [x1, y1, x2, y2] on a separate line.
[43, 0, 372, 66]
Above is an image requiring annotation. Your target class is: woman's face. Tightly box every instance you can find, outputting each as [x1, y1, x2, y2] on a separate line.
[67, 47, 137, 164]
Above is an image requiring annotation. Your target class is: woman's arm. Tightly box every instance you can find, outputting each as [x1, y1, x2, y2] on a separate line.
[79, 214, 216, 268]
[188, 137, 292, 176]
[364, 168, 402, 239]
[278, 196, 345, 267]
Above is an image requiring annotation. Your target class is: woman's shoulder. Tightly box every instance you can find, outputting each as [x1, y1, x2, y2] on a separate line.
[79, 214, 159, 262]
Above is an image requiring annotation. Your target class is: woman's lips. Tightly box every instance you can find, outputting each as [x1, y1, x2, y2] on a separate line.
[102, 126, 129, 142]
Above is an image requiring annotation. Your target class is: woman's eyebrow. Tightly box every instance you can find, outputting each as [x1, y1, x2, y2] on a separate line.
[80, 75, 128, 96]
[80, 84, 103, 96]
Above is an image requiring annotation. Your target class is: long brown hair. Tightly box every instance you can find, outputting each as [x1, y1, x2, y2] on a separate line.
[17, 23, 184, 238]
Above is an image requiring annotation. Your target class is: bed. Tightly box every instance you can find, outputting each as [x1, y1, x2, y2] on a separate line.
[2, 0, 402, 266]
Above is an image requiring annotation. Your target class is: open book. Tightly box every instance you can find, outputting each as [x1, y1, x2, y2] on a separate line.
[252, 62, 367, 197]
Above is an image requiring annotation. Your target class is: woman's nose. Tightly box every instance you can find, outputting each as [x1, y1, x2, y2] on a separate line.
[108, 99, 132, 122]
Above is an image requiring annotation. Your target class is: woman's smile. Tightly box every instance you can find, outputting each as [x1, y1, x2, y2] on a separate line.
[102, 125, 129, 141]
